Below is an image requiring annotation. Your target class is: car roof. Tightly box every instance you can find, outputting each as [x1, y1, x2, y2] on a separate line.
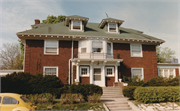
[0, 93, 22, 97]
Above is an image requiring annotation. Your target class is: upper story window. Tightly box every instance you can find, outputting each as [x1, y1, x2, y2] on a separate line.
[44, 40, 59, 55]
[71, 21, 82, 31]
[130, 44, 143, 57]
[108, 23, 118, 33]
[81, 48, 86, 53]
[107, 42, 112, 54]
[92, 41, 103, 53]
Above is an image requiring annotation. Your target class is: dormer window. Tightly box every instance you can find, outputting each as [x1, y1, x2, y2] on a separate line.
[71, 21, 82, 30]
[108, 23, 118, 32]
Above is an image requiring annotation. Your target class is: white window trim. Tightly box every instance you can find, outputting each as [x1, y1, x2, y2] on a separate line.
[80, 66, 89, 77]
[131, 68, 144, 80]
[130, 44, 143, 57]
[158, 68, 176, 78]
[43, 66, 58, 77]
[44, 40, 59, 55]
[108, 23, 118, 33]
[106, 67, 114, 77]
[71, 20, 82, 31]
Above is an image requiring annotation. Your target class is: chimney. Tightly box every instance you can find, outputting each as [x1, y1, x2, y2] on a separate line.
[35, 19, 40, 24]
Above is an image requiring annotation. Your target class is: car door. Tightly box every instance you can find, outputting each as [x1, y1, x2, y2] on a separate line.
[1, 96, 18, 111]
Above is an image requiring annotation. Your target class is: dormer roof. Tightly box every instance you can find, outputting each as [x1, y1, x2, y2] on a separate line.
[65, 15, 89, 26]
[99, 17, 124, 28]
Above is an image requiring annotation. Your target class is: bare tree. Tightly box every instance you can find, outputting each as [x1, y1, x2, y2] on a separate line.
[0, 43, 23, 69]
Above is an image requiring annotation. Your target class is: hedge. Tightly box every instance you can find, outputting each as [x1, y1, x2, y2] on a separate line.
[134, 87, 180, 103]
[1, 72, 63, 94]
[123, 86, 137, 100]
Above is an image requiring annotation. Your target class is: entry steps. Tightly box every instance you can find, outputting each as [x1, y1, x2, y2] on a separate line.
[101, 87, 133, 111]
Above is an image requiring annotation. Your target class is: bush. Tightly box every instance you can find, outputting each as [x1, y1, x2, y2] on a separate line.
[143, 77, 168, 86]
[167, 76, 179, 86]
[69, 84, 103, 101]
[134, 87, 180, 103]
[23, 93, 55, 104]
[60, 93, 84, 104]
[128, 76, 145, 86]
[1, 72, 63, 94]
[123, 86, 137, 100]
[88, 93, 101, 103]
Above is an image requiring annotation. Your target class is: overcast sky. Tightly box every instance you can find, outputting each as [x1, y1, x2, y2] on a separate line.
[0, 0, 179, 63]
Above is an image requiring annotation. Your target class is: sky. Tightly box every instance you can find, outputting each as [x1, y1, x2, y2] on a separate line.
[0, 0, 179, 64]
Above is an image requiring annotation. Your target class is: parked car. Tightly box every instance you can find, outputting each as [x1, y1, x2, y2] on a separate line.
[0, 93, 36, 111]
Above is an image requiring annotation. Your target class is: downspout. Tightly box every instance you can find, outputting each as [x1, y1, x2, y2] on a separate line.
[68, 40, 74, 84]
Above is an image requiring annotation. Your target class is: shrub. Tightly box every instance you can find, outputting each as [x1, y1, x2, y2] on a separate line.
[60, 93, 84, 104]
[123, 86, 137, 100]
[128, 76, 144, 86]
[134, 87, 180, 103]
[167, 76, 179, 86]
[143, 77, 168, 86]
[69, 84, 103, 101]
[1, 72, 63, 95]
[88, 93, 101, 103]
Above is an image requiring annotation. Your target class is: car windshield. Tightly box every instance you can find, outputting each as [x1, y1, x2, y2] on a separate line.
[20, 96, 29, 103]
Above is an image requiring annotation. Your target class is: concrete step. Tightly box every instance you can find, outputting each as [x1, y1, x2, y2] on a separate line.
[105, 102, 128, 105]
[109, 107, 132, 110]
[101, 95, 124, 98]
[107, 104, 130, 107]
[102, 94, 123, 97]
[103, 92, 123, 95]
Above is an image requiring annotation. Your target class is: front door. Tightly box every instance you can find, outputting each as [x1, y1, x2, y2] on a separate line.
[93, 68, 102, 86]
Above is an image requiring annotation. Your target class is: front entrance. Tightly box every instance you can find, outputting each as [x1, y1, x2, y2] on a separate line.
[93, 68, 102, 86]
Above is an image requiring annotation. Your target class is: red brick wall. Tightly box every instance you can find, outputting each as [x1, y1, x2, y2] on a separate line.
[106, 77, 115, 86]
[113, 43, 158, 81]
[175, 68, 179, 77]
[25, 40, 72, 84]
[80, 77, 90, 84]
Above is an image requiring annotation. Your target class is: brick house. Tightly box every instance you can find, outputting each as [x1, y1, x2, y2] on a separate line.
[16, 15, 178, 87]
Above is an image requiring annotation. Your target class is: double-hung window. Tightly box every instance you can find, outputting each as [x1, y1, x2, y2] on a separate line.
[106, 67, 114, 76]
[43, 66, 58, 77]
[44, 40, 58, 54]
[92, 41, 103, 53]
[158, 69, 175, 78]
[108, 23, 118, 32]
[131, 68, 144, 80]
[80, 67, 89, 76]
[130, 44, 142, 57]
[107, 42, 112, 54]
[71, 21, 82, 31]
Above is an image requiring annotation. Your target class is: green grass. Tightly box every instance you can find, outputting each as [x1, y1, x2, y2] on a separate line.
[36, 100, 105, 110]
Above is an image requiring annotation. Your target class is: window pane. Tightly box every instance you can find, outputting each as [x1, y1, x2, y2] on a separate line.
[109, 23, 116, 28]
[132, 69, 142, 79]
[94, 75, 101, 81]
[132, 45, 141, 51]
[46, 47, 57, 53]
[169, 69, 174, 76]
[92, 41, 102, 48]
[46, 41, 57, 47]
[81, 68, 87, 75]
[159, 69, 163, 77]
[81, 48, 86, 53]
[107, 43, 111, 54]
[132, 51, 141, 56]
[73, 21, 80, 26]
[107, 68, 113, 75]
[3, 97, 18, 104]
[94, 68, 101, 74]
[164, 70, 168, 77]
[92, 48, 102, 52]
[45, 68, 56, 76]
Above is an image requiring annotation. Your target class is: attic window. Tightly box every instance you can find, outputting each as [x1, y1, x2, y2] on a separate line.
[71, 21, 82, 31]
[108, 23, 118, 32]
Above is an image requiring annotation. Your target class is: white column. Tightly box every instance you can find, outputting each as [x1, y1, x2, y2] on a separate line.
[102, 65, 106, 87]
[115, 65, 118, 82]
[90, 65, 93, 84]
[76, 63, 79, 82]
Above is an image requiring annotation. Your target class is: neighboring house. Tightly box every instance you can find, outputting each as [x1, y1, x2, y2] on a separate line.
[157, 62, 180, 78]
[17, 15, 171, 87]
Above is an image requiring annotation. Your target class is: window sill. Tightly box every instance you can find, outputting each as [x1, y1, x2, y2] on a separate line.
[80, 75, 89, 77]
[44, 53, 59, 55]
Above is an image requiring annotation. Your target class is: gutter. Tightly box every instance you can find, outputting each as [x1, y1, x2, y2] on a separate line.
[68, 40, 74, 84]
